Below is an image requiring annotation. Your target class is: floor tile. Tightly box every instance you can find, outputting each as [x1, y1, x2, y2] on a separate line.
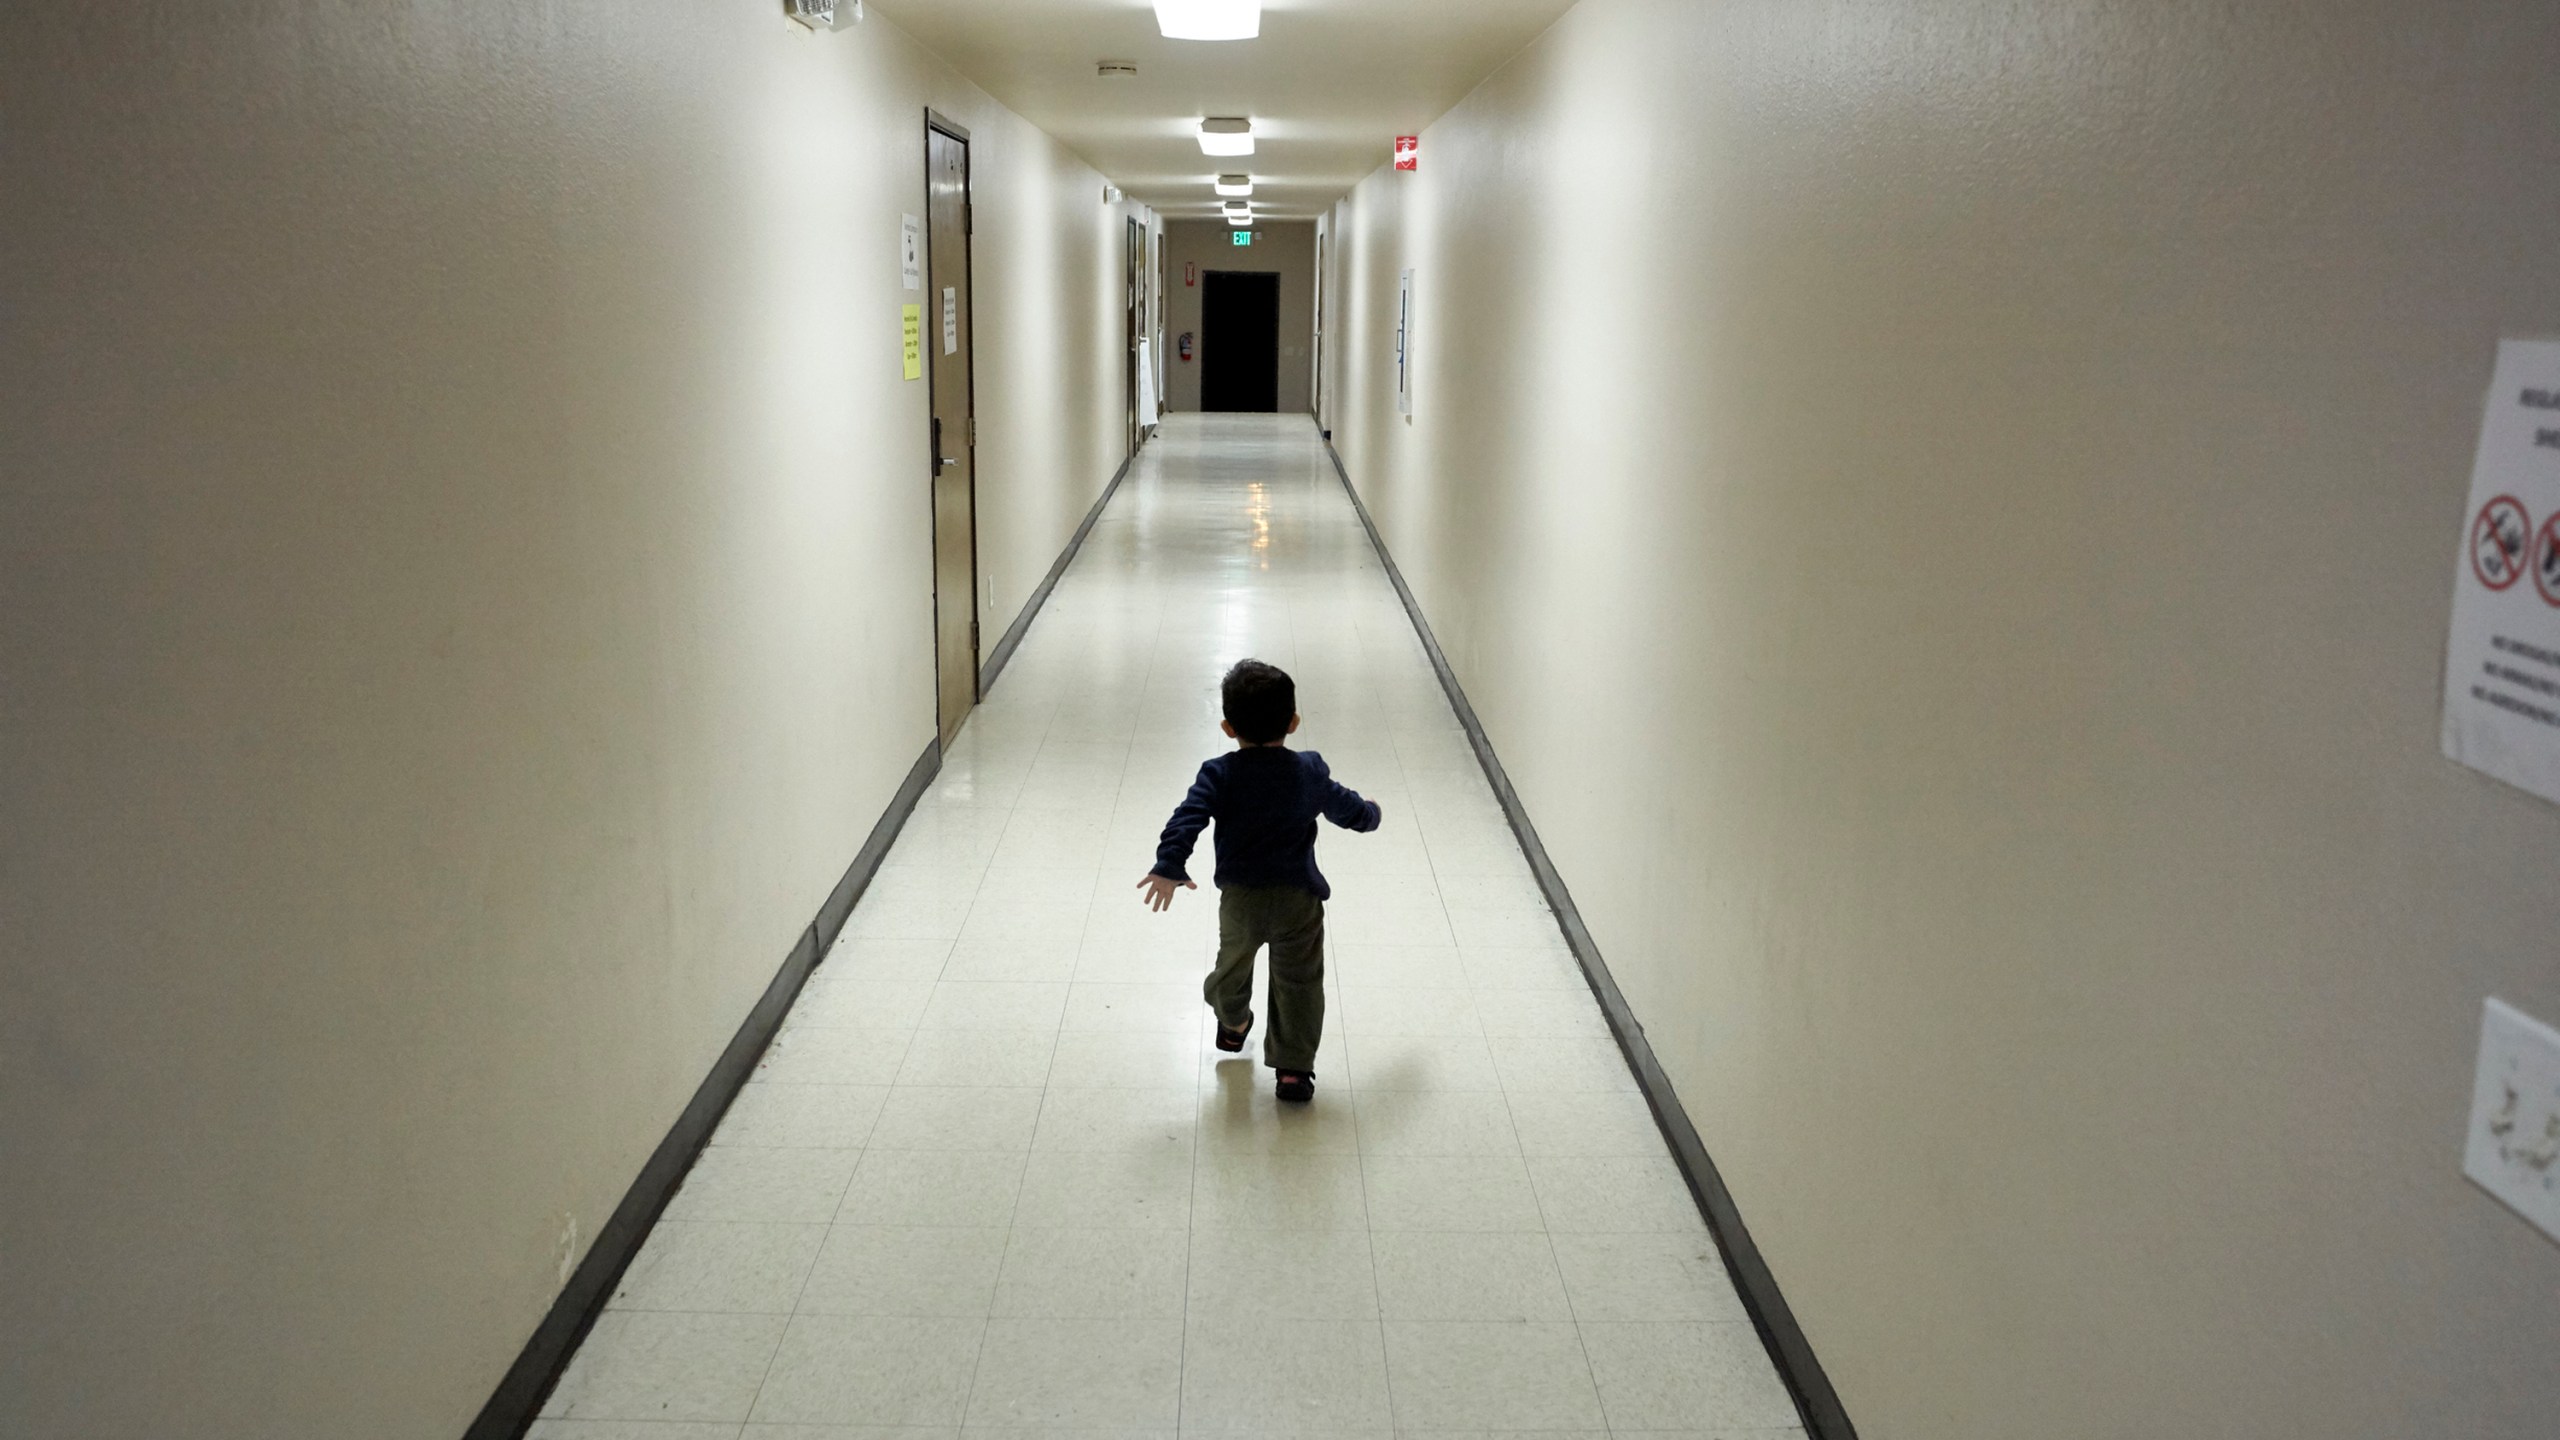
[541, 1311, 787, 1422]
[750, 1315, 986, 1426]
[939, 936, 1083, 984]
[794, 1226, 1007, 1317]
[666, 1148, 861, 1225]
[1548, 1231, 1748, 1323]
[920, 982, 1070, 1032]
[1178, 1318, 1393, 1432]
[893, 1029, 1059, 1089]
[1060, 982, 1203, 1032]
[1337, 1034, 1501, 1092]
[1577, 1322, 1799, 1431]
[837, 1150, 1026, 1227]
[713, 1085, 889, 1151]
[1011, 1144, 1195, 1229]
[524, 1414, 747, 1424]
[1490, 1037, 1639, 1093]
[1030, 1085, 1196, 1153]
[756, 1027, 914, 1088]
[1380, 1321, 1604, 1429]
[1504, 1089, 1668, 1158]
[1045, 1028, 1204, 1088]
[1351, 1089, 1519, 1157]
[1527, 1155, 1705, 1233]
[963, 1316, 1184, 1428]
[992, 1227, 1190, 1318]
[611, 1221, 827, 1314]
[1357, 1155, 1543, 1232]
[821, 936, 954, 983]
[1192, 1151, 1368, 1230]
[867, 1087, 1044, 1152]
[1369, 1231, 1572, 1321]
[1195, 1082, 1362, 1155]
[1184, 1227, 1379, 1319]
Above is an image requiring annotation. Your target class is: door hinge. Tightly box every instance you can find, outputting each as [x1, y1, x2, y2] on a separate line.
[965, 201, 973, 236]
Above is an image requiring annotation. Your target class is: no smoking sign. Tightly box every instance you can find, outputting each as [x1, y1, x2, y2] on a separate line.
[2473, 495, 2529, 591]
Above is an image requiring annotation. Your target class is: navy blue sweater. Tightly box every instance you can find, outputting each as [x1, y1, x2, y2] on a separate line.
[1150, 747, 1382, 900]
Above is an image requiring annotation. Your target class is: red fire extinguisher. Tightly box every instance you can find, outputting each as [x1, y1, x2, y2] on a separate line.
[1178, 331, 1194, 362]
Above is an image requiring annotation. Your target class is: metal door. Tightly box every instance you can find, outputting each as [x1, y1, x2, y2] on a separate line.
[926, 116, 977, 747]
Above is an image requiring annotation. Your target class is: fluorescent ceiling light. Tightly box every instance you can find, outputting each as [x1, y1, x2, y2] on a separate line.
[1214, 174, 1253, 197]
[1155, 0, 1260, 41]
[1197, 117, 1254, 157]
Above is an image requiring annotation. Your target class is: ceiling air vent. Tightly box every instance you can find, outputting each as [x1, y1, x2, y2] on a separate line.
[1096, 60, 1140, 78]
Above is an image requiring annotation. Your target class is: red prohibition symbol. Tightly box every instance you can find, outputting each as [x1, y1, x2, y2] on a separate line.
[2473, 494, 2529, 591]
[2532, 513, 2560, 608]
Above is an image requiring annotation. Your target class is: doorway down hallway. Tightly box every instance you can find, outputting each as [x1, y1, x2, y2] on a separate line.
[535, 415, 1800, 1436]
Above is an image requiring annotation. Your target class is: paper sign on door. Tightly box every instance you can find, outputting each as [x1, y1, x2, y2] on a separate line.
[2441, 338, 2560, 802]
[942, 288, 959, 356]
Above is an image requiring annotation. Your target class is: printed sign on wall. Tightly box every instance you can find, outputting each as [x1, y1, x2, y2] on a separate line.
[1394, 135, 1419, 171]
[901, 214, 922, 290]
[901, 305, 922, 380]
[2441, 339, 2560, 802]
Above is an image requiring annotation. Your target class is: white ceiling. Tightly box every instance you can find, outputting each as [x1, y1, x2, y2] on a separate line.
[865, 0, 1579, 220]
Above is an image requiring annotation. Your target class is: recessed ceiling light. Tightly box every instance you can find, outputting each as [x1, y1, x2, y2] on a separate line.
[1197, 118, 1254, 157]
[1214, 174, 1253, 197]
[1155, 0, 1260, 41]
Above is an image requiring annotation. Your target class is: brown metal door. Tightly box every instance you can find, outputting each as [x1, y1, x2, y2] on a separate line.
[926, 118, 977, 747]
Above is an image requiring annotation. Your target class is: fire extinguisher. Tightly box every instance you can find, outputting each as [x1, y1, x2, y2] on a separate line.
[1178, 331, 1194, 362]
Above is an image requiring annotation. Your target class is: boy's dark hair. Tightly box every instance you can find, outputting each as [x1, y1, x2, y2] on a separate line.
[1222, 659, 1296, 744]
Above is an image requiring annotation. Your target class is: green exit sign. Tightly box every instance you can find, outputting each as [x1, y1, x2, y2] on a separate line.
[1231, 230, 1254, 246]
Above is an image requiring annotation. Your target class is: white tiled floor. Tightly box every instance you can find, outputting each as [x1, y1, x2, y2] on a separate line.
[534, 414, 1801, 1439]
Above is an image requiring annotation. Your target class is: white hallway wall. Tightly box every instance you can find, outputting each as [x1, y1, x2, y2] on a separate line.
[1324, 0, 2560, 1435]
[0, 3, 1141, 1435]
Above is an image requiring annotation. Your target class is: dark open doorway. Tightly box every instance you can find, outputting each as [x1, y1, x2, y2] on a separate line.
[1201, 270, 1280, 413]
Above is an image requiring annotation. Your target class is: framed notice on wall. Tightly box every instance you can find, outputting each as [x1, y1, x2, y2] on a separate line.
[2442, 338, 2560, 801]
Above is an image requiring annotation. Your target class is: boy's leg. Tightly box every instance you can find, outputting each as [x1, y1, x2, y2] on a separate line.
[1203, 887, 1262, 1032]
[1260, 889, 1327, 1073]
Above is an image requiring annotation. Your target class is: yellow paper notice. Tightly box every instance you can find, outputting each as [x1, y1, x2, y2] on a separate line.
[902, 305, 924, 380]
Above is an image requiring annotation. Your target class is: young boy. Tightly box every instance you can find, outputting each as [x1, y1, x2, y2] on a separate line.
[1137, 659, 1382, 1103]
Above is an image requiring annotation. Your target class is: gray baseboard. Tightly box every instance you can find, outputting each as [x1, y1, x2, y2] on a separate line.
[463, 738, 939, 1440]
[1322, 440, 1859, 1440]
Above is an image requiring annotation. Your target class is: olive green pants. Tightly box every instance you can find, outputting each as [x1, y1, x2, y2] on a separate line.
[1206, 884, 1327, 1073]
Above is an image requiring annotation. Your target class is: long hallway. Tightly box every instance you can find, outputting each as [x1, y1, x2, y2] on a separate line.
[534, 415, 1799, 1435]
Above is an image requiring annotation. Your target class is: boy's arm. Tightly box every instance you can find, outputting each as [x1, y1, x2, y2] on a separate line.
[1310, 756, 1383, 833]
[1150, 762, 1221, 882]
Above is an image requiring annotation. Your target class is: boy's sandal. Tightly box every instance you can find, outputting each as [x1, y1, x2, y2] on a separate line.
[1274, 1070, 1315, 1104]
[1215, 1014, 1253, 1053]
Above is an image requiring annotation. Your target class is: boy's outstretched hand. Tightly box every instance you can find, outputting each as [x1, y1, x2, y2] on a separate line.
[1136, 872, 1196, 911]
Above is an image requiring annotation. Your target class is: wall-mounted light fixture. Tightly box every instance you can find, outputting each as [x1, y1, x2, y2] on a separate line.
[783, 0, 859, 27]
[1197, 118, 1254, 157]
[1214, 174, 1253, 198]
[1155, 0, 1259, 41]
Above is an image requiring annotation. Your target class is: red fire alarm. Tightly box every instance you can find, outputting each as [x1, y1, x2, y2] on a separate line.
[1394, 135, 1418, 171]
[1185, 261, 1197, 287]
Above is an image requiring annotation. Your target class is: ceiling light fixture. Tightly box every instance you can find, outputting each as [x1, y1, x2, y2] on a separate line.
[1154, 0, 1260, 41]
[1214, 174, 1253, 197]
[1197, 117, 1254, 157]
